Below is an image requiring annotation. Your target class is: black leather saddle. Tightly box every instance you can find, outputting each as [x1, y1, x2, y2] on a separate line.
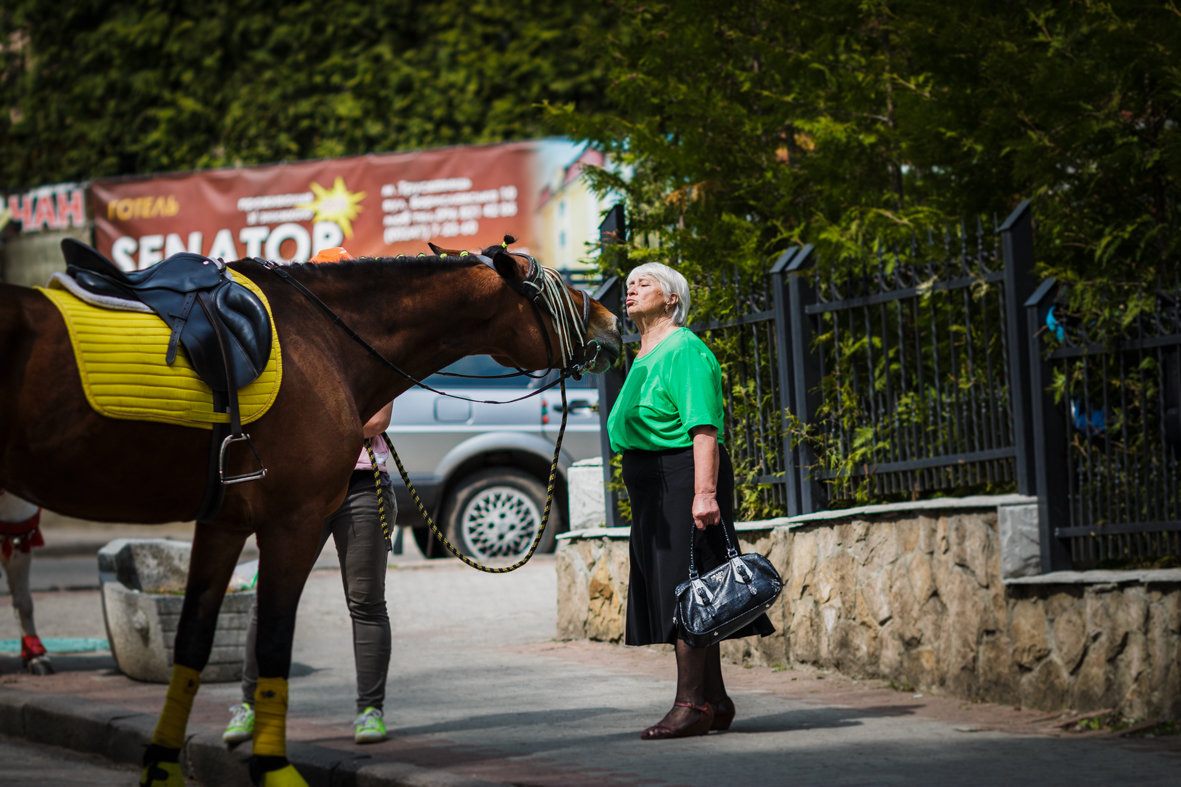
[60, 238, 271, 393]
[59, 239, 271, 514]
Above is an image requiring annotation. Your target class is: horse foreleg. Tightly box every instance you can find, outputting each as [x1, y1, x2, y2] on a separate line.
[0, 549, 53, 675]
[248, 524, 321, 787]
[142, 523, 247, 787]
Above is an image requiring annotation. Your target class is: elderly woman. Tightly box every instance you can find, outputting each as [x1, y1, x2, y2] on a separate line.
[607, 262, 774, 740]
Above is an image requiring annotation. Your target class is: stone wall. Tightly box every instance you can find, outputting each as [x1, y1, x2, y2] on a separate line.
[556, 500, 1181, 722]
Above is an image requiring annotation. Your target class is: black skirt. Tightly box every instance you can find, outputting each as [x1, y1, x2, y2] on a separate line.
[622, 446, 776, 646]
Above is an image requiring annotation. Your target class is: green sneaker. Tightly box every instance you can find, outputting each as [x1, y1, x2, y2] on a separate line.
[222, 702, 254, 744]
[354, 706, 387, 744]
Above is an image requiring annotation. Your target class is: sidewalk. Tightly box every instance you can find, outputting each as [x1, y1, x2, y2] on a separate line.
[1, 535, 1179, 786]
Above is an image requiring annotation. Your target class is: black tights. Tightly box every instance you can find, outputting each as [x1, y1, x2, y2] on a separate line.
[673, 639, 726, 705]
[651, 640, 726, 729]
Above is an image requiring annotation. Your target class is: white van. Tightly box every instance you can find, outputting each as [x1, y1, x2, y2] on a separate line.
[385, 355, 601, 562]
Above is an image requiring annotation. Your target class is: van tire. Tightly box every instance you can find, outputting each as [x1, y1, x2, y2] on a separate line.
[443, 468, 561, 562]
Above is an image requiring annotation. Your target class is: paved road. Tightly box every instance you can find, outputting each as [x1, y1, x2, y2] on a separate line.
[0, 733, 156, 786]
[0, 524, 1179, 786]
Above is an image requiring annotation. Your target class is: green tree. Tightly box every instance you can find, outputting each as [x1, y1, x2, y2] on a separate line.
[0, 0, 615, 186]
[555, 0, 1181, 289]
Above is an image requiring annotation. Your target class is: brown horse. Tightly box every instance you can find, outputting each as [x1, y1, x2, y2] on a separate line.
[0, 240, 621, 786]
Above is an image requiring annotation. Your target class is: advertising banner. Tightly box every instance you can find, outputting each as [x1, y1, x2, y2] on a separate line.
[3, 182, 87, 234]
[90, 139, 592, 271]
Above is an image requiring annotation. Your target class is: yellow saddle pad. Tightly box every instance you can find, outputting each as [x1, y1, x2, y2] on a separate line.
[38, 274, 282, 429]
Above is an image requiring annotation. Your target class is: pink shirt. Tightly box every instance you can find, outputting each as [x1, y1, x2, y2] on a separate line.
[354, 437, 390, 472]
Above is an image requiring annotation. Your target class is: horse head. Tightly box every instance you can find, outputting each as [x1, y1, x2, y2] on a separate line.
[451, 236, 621, 379]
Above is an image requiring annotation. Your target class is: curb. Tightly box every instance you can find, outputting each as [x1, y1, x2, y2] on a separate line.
[0, 687, 505, 787]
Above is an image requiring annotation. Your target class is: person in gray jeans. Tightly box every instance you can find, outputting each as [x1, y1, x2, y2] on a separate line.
[224, 400, 395, 745]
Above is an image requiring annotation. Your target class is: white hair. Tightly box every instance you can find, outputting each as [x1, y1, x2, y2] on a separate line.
[626, 262, 690, 326]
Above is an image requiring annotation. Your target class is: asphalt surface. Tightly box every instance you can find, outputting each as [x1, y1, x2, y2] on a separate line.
[0, 517, 1179, 786]
[0, 733, 144, 785]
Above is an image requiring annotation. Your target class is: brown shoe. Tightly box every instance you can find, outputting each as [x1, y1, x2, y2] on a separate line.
[640, 701, 714, 740]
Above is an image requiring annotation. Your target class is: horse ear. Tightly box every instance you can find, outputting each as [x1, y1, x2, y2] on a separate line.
[480, 235, 526, 282]
[427, 241, 465, 257]
[488, 246, 522, 281]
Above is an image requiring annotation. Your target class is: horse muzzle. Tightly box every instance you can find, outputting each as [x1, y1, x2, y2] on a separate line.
[577, 323, 622, 377]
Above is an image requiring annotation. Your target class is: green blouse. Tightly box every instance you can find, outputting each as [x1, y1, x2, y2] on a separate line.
[607, 327, 725, 452]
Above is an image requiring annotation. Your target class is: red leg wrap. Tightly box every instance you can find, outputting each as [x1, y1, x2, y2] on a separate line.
[21, 635, 47, 661]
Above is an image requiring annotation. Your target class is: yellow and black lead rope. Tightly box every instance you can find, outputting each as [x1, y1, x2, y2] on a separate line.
[364, 437, 395, 551]
[363, 379, 570, 574]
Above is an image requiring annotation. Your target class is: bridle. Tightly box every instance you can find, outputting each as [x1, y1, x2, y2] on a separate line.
[492, 249, 598, 378]
[260, 250, 603, 573]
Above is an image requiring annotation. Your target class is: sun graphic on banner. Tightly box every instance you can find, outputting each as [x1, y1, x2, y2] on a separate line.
[298, 177, 365, 238]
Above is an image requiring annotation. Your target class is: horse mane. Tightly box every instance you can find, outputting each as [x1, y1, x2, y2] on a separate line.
[232, 254, 485, 283]
[292, 254, 481, 271]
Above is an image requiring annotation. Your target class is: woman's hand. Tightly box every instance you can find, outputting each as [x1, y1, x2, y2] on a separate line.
[692, 491, 720, 530]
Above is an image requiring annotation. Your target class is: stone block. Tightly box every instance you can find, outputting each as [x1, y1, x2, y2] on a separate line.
[1074, 640, 1114, 709]
[567, 457, 607, 530]
[861, 568, 892, 626]
[916, 593, 947, 651]
[555, 544, 590, 639]
[903, 645, 938, 688]
[1117, 631, 1152, 719]
[788, 597, 820, 663]
[1010, 599, 1050, 668]
[977, 632, 1018, 698]
[878, 623, 903, 675]
[1020, 656, 1070, 711]
[586, 557, 624, 642]
[97, 537, 192, 594]
[98, 538, 253, 683]
[1052, 605, 1087, 673]
[1147, 591, 1181, 716]
[998, 503, 1041, 580]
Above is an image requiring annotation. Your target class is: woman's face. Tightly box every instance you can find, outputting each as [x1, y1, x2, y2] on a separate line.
[625, 274, 672, 321]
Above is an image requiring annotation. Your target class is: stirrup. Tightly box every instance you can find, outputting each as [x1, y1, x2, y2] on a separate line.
[219, 432, 267, 484]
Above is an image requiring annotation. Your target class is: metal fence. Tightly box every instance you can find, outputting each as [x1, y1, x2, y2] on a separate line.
[592, 201, 1179, 570]
[1026, 275, 1181, 570]
[781, 203, 1038, 512]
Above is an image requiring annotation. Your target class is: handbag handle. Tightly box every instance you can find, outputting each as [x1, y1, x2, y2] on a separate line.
[687, 516, 741, 582]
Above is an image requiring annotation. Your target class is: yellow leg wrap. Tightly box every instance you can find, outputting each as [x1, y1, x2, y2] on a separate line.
[253, 676, 289, 757]
[261, 763, 309, 787]
[139, 760, 185, 787]
[151, 664, 201, 750]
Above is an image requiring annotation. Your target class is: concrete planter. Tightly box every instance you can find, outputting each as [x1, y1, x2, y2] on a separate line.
[98, 538, 253, 683]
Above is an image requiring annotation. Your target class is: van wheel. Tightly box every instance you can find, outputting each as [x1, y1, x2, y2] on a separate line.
[444, 468, 561, 563]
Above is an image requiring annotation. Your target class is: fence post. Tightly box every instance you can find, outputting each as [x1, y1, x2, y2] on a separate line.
[770, 247, 801, 516]
[594, 204, 628, 528]
[1000, 199, 1038, 496]
[786, 245, 827, 513]
[1025, 278, 1072, 571]
[593, 275, 624, 528]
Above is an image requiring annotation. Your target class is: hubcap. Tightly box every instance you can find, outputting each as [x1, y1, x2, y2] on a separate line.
[460, 485, 541, 560]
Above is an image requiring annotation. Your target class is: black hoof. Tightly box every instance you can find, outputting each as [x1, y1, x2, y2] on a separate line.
[25, 657, 54, 675]
[249, 754, 290, 785]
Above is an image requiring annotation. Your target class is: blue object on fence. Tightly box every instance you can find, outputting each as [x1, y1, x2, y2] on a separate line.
[1046, 306, 1065, 342]
[1071, 399, 1106, 437]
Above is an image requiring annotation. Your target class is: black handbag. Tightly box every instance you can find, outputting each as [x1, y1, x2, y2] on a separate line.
[673, 518, 782, 648]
